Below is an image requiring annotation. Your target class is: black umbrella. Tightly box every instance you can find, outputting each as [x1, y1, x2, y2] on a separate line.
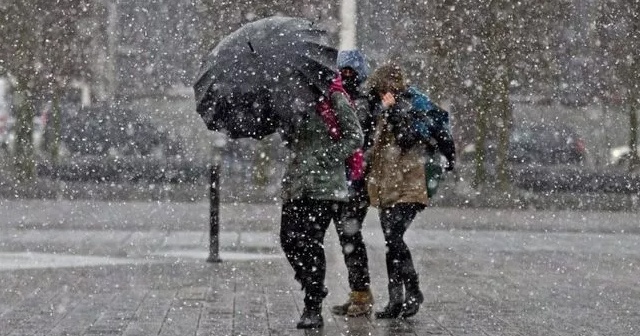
[194, 16, 338, 139]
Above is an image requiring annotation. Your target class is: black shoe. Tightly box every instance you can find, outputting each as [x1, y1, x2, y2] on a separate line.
[374, 302, 404, 319]
[400, 290, 424, 318]
[296, 308, 323, 329]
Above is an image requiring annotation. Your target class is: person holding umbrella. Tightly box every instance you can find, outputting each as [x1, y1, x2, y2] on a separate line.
[329, 49, 376, 317]
[279, 72, 364, 328]
[365, 62, 456, 319]
[194, 16, 364, 329]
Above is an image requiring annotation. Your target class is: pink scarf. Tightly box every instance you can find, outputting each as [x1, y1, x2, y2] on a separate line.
[316, 74, 364, 181]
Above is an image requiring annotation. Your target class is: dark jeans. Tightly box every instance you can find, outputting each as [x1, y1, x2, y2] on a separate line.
[280, 198, 338, 307]
[379, 203, 425, 292]
[331, 183, 371, 291]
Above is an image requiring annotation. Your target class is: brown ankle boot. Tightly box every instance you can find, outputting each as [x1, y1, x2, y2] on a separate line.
[331, 289, 374, 316]
[346, 289, 374, 317]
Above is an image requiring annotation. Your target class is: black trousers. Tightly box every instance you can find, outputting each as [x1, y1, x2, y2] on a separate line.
[379, 203, 425, 292]
[331, 184, 371, 291]
[280, 198, 338, 307]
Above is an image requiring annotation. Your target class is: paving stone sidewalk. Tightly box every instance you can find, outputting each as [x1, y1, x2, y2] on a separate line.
[0, 200, 639, 335]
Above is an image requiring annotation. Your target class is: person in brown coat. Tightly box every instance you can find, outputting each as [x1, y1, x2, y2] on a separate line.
[366, 63, 440, 319]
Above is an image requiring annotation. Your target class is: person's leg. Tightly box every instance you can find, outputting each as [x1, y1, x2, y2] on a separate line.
[280, 200, 306, 287]
[339, 200, 371, 290]
[280, 198, 333, 328]
[331, 196, 373, 316]
[375, 205, 407, 318]
[375, 203, 422, 319]
[394, 203, 425, 318]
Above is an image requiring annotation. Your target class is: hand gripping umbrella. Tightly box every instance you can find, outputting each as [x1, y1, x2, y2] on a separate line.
[194, 16, 338, 139]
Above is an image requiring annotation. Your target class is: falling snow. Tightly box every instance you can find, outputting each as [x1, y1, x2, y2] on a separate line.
[0, 1, 639, 335]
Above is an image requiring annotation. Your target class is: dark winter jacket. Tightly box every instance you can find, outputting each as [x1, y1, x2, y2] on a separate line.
[337, 50, 375, 153]
[337, 50, 376, 198]
[281, 89, 364, 202]
[343, 88, 375, 199]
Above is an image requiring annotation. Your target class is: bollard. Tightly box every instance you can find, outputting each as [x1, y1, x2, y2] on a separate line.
[207, 163, 222, 263]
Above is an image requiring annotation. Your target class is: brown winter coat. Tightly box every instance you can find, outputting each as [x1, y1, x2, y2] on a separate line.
[366, 115, 429, 208]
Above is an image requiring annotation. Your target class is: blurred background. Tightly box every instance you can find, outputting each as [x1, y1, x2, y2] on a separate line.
[0, 0, 638, 205]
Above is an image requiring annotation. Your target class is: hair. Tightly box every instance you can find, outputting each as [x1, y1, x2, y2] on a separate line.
[366, 62, 406, 95]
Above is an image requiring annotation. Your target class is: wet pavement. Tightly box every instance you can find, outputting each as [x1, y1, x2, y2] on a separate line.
[0, 200, 639, 335]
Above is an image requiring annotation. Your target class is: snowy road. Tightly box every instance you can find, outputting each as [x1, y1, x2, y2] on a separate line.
[0, 200, 638, 335]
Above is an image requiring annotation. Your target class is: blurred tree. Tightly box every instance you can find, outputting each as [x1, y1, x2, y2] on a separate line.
[491, 3, 515, 192]
[421, 0, 477, 158]
[516, 1, 573, 99]
[0, 0, 95, 183]
[423, 0, 465, 102]
[43, 92, 62, 168]
[622, 1, 640, 171]
[0, 2, 39, 182]
[593, 1, 616, 166]
[468, 0, 510, 189]
[597, 0, 640, 171]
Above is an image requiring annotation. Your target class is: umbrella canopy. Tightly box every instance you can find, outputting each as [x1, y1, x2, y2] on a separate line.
[194, 16, 338, 139]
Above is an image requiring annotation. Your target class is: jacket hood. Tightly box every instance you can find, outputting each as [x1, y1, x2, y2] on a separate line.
[337, 50, 369, 84]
